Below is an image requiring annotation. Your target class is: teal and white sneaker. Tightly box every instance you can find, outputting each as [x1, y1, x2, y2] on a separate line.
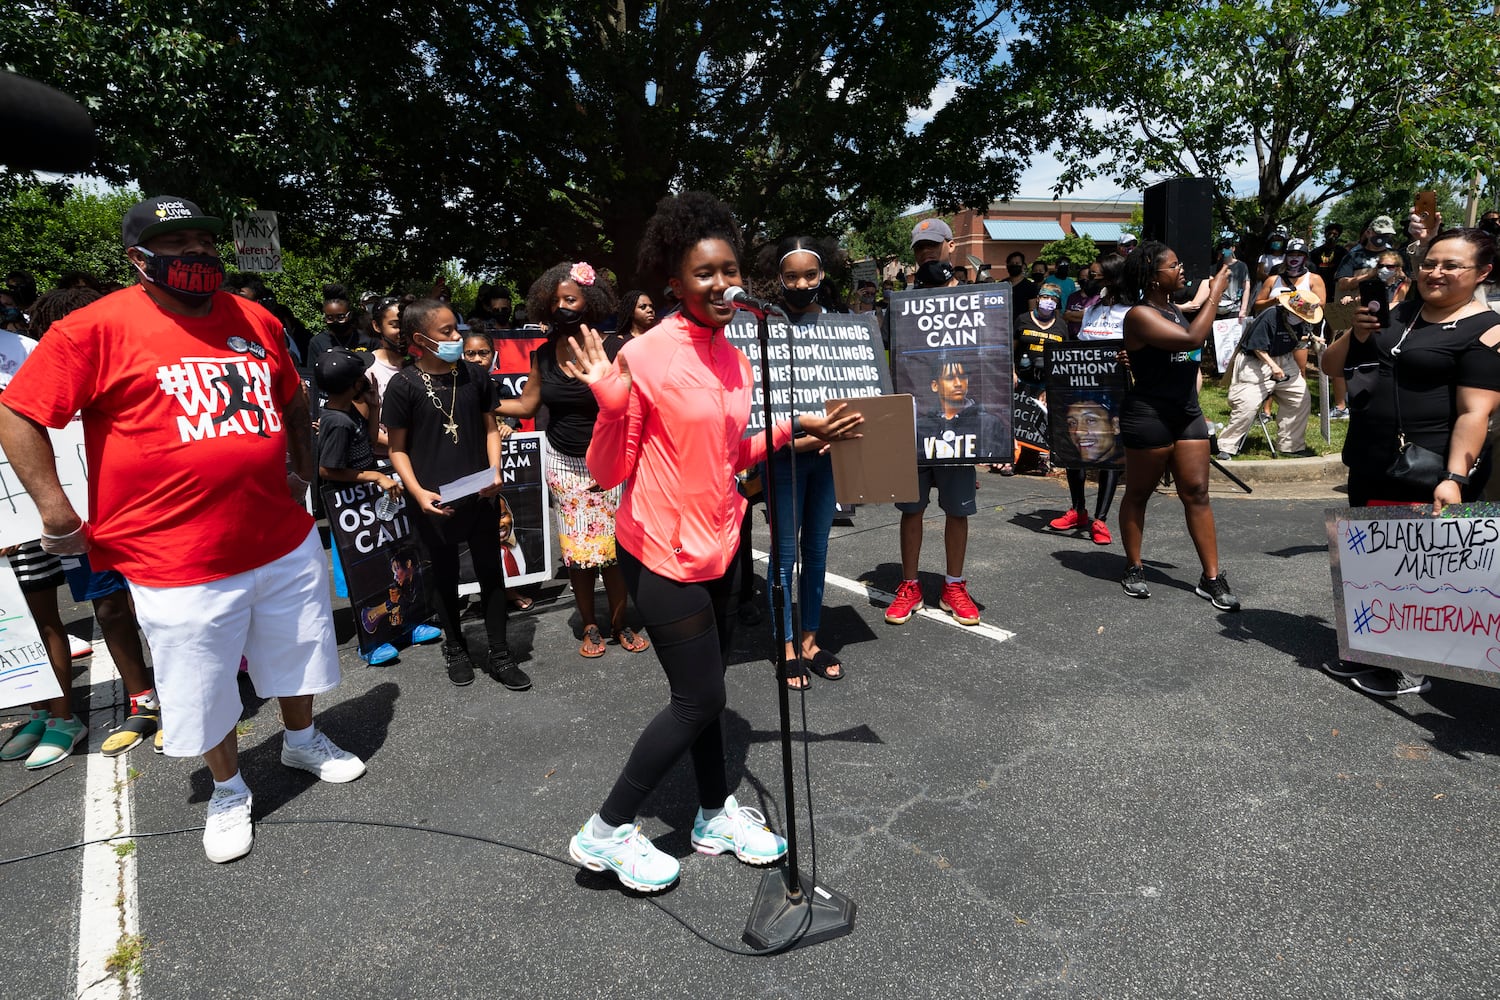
[691, 795, 787, 865]
[569, 817, 680, 892]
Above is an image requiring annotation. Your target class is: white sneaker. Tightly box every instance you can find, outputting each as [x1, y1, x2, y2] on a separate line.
[68, 633, 93, 659]
[691, 795, 787, 865]
[203, 787, 253, 863]
[280, 730, 367, 783]
[569, 817, 680, 892]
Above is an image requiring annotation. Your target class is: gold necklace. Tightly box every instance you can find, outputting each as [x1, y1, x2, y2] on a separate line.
[418, 367, 460, 443]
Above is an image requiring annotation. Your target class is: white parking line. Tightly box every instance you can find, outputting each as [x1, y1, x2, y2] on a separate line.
[76, 639, 139, 1000]
[751, 550, 1015, 643]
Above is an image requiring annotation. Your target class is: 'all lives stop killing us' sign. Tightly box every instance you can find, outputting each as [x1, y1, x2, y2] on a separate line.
[888, 285, 1013, 465]
[725, 312, 891, 435]
[1328, 502, 1500, 689]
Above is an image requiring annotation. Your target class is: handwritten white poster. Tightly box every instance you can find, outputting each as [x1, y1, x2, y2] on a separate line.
[1328, 504, 1500, 688]
[0, 418, 90, 548]
[1212, 318, 1244, 374]
[233, 211, 282, 273]
[0, 559, 65, 710]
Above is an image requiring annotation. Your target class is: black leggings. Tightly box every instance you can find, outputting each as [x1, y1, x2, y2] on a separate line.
[412, 497, 510, 655]
[599, 545, 735, 827]
[1067, 468, 1122, 520]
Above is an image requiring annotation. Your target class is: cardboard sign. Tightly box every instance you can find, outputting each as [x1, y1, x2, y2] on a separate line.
[888, 286, 1014, 465]
[0, 418, 91, 549]
[1045, 341, 1127, 471]
[1328, 503, 1500, 689]
[322, 480, 434, 658]
[724, 313, 891, 437]
[1212, 318, 1245, 374]
[0, 558, 65, 710]
[232, 211, 282, 273]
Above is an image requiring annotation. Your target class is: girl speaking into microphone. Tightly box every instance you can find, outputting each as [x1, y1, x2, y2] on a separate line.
[560, 192, 861, 892]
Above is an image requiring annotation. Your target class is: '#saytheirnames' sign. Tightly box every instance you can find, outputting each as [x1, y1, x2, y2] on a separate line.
[1328, 503, 1500, 689]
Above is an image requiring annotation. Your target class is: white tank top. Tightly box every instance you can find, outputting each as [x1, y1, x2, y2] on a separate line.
[1078, 303, 1130, 340]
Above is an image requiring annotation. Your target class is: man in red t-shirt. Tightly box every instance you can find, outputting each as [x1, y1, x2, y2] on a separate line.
[0, 196, 366, 864]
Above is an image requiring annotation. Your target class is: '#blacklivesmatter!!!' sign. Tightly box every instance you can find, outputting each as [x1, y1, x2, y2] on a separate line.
[1328, 503, 1500, 689]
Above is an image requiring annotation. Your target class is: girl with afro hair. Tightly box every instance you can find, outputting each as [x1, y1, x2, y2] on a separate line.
[557, 192, 862, 892]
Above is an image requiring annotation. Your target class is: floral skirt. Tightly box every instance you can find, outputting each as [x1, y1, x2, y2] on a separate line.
[545, 448, 622, 569]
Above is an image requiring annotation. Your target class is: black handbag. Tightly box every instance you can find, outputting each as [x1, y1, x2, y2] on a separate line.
[1381, 315, 1449, 489]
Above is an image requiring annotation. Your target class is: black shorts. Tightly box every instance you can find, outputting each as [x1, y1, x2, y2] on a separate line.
[1119, 397, 1210, 450]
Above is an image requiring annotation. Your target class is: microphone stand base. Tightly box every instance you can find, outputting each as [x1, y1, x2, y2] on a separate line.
[742, 867, 857, 952]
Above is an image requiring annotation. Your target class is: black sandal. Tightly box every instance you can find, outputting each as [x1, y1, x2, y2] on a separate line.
[783, 657, 811, 690]
[807, 649, 844, 681]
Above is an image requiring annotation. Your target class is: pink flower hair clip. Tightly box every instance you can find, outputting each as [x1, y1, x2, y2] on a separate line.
[570, 262, 596, 286]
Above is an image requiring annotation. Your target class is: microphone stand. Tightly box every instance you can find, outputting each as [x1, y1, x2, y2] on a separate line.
[742, 306, 857, 952]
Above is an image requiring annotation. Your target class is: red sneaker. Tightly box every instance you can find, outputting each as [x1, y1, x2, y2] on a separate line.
[1048, 509, 1085, 531]
[884, 580, 924, 624]
[1090, 519, 1113, 545]
[939, 580, 981, 625]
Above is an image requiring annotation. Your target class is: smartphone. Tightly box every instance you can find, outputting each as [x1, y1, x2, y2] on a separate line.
[1414, 189, 1438, 234]
[1358, 278, 1390, 328]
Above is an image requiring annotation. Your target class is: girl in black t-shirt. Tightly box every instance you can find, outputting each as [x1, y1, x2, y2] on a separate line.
[496, 263, 648, 660]
[383, 299, 529, 691]
[1117, 242, 1238, 610]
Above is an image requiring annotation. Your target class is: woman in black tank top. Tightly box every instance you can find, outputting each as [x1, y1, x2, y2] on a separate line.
[1116, 242, 1240, 610]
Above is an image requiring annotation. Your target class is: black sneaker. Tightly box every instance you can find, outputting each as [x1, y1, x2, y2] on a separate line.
[1351, 669, 1430, 698]
[487, 651, 532, 692]
[1121, 564, 1150, 599]
[1322, 659, 1366, 679]
[1195, 572, 1241, 611]
[443, 642, 475, 687]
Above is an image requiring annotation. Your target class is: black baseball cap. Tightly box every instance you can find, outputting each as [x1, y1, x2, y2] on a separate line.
[121, 195, 223, 249]
[313, 348, 368, 395]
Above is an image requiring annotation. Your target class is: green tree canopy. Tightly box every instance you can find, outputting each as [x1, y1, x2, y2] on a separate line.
[1011, 0, 1500, 247]
[3, 1, 1050, 290]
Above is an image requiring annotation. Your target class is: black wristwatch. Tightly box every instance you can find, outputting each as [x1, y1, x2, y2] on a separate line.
[1443, 471, 1470, 485]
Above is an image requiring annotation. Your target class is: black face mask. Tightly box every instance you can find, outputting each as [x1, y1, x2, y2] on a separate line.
[135, 249, 225, 303]
[1006, 263, 1023, 277]
[916, 259, 955, 288]
[1081, 278, 1102, 297]
[1054, 263, 1071, 279]
[1483, 219, 1500, 236]
[551, 305, 585, 329]
[1031, 270, 1046, 282]
[781, 284, 819, 310]
[495, 307, 512, 323]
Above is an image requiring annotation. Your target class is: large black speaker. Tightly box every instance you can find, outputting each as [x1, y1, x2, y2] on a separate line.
[1143, 176, 1214, 285]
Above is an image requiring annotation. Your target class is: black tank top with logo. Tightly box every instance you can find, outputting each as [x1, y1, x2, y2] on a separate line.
[1125, 303, 1201, 414]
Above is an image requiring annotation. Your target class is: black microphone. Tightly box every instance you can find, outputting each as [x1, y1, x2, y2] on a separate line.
[0, 72, 98, 172]
[724, 285, 782, 319]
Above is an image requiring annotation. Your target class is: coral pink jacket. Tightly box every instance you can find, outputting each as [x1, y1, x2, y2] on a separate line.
[587, 311, 792, 582]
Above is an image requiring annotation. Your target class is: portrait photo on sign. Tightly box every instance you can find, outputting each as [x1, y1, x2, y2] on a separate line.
[1044, 341, 1128, 471]
[458, 432, 552, 591]
[888, 285, 1014, 465]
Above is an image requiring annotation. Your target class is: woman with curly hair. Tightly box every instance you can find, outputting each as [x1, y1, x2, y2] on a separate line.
[1117, 241, 1238, 610]
[613, 289, 656, 340]
[495, 262, 646, 658]
[559, 192, 862, 892]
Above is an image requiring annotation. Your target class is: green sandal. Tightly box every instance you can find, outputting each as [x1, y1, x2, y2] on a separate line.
[0, 712, 50, 761]
[25, 717, 88, 770]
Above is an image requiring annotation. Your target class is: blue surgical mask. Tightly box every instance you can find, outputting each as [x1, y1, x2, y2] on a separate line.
[424, 334, 464, 363]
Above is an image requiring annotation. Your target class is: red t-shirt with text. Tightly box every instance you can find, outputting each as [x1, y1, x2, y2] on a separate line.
[2, 286, 312, 586]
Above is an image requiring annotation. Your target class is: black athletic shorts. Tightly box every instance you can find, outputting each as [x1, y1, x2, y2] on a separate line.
[1119, 396, 1210, 450]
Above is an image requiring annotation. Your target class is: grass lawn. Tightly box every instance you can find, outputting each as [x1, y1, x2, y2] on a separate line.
[1198, 371, 1347, 459]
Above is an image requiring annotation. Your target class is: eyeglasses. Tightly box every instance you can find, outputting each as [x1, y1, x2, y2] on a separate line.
[1416, 261, 1477, 274]
[1157, 261, 1185, 272]
[462, 350, 493, 359]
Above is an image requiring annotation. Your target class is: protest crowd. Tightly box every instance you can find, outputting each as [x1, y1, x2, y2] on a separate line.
[1, 188, 1498, 892]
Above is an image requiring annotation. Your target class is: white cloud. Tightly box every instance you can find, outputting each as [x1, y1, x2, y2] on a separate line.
[906, 77, 962, 131]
